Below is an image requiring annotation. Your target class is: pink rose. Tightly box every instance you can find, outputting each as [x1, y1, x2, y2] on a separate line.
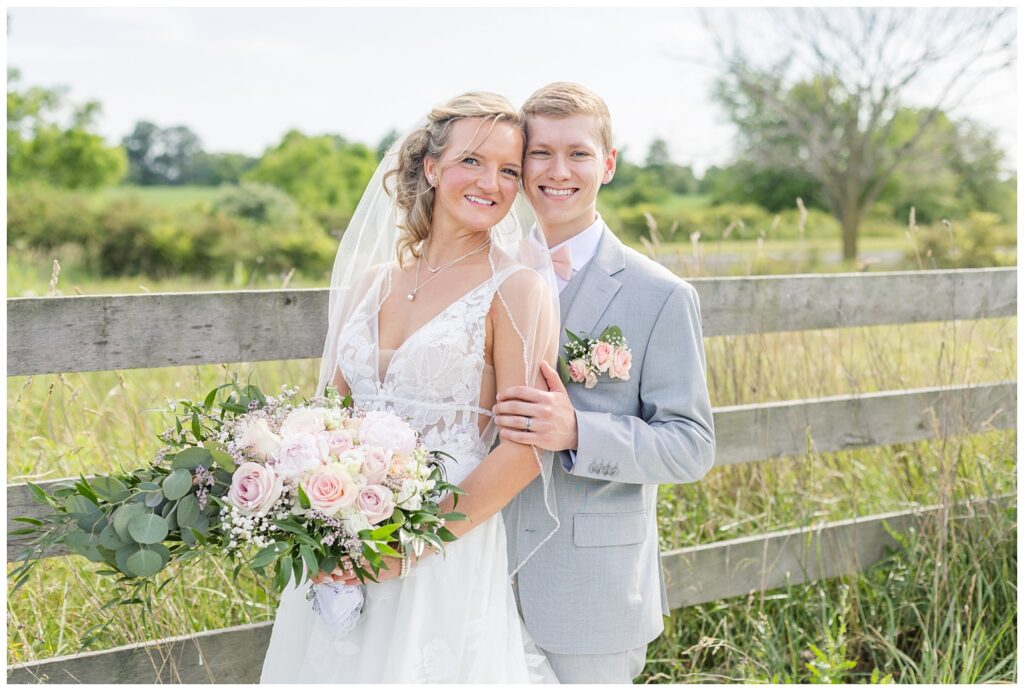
[568, 358, 587, 383]
[584, 369, 598, 389]
[356, 484, 395, 525]
[317, 429, 354, 458]
[228, 462, 284, 516]
[590, 341, 614, 373]
[281, 408, 326, 437]
[361, 447, 392, 484]
[301, 465, 358, 516]
[275, 433, 325, 482]
[237, 418, 282, 460]
[359, 411, 417, 454]
[609, 347, 632, 381]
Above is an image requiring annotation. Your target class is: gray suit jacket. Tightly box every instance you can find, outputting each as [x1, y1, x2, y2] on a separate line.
[504, 223, 715, 655]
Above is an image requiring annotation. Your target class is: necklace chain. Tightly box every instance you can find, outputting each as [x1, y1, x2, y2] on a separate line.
[423, 237, 491, 273]
[407, 238, 491, 302]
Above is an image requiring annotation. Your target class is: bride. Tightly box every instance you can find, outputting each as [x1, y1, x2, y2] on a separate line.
[260, 93, 561, 683]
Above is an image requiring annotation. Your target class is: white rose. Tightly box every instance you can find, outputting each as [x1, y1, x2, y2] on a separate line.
[338, 449, 366, 479]
[342, 510, 371, 535]
[322, 408, 344, 431]
[237, 418, 282, 461]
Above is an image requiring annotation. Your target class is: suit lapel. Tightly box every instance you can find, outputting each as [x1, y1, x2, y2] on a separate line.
[560, 225, 626, 342]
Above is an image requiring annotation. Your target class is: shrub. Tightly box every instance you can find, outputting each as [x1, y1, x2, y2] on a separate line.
[7, 184, 338, 280]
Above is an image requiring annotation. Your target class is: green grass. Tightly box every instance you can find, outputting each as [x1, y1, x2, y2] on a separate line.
[94, 185, 226, 210]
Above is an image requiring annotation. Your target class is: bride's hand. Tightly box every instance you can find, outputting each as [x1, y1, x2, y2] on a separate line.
[338, 555, 404, 586]
[311, 564, 355, 585]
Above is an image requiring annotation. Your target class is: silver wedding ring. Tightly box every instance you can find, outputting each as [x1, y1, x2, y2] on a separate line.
[524, 416, 532, 432]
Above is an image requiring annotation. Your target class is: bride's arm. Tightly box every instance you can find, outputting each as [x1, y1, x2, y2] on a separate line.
[437, 270, 559, 539]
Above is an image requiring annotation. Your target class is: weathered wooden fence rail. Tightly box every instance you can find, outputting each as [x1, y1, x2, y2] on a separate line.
[6, 267, 1017, 683]
[8, 268, 1015, 376]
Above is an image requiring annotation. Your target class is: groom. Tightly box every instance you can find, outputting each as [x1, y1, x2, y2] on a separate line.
[494, 82, 716, 683]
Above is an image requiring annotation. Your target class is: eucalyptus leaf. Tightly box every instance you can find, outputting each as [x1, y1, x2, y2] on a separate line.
[64, 495, 98, 516]
[90, 476, 130, 503]
[144, 491, 164, 508]
[172, 447, 213, 470]
[76, 511, 106, 532]
[99, 523, 129, 550]
[112, 503, 147, 541]
[125, 545, 169, 578]
[162, 468, 193, 501]
[127, 513, 169, 544]
[176, 494, 201, 528]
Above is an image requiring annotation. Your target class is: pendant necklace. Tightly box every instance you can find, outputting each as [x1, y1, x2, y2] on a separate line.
[407, 238, 491, 301]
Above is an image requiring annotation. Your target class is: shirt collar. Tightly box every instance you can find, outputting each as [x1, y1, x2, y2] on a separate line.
[548, 214, 605, 273]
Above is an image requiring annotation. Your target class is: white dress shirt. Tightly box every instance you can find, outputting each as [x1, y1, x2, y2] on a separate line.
[547, 214, 605, 292]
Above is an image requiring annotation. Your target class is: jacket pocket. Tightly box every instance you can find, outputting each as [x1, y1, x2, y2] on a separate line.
[572, 510, 647, 547]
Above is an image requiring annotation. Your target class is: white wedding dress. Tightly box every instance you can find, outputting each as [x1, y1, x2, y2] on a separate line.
[260, 264, 558, 683]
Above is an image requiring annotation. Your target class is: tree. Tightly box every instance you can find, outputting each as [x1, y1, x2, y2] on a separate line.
[244, 130, 377, 230]
[122, 121, 204, 185]
[185, 151, 258, 186]
[705, 7, 1014, 259]
[7, 69, 126, 189]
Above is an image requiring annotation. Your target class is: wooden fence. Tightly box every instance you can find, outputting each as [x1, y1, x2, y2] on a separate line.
[6, 267, 1017, 683]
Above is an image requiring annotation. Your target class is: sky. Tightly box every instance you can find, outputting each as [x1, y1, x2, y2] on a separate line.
[5, 7, 1018, 176]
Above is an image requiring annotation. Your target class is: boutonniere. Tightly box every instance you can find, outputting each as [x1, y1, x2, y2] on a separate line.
[557, 325, 632, 389]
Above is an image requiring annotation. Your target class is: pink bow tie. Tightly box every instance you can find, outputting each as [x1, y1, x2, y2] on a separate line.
[550, 245, 573, 281]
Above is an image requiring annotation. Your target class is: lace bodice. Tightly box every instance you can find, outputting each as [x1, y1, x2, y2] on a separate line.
[335, 264, 526, 487]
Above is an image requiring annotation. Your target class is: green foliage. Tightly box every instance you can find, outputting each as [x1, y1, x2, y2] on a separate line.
[705, 160, 829, 213]
[6, 183, 337, 280]
[186, 151, 258, 185]
[244, 130, 377, 231]
[7, 69, 126, 189]
[122, 121, 203, 186]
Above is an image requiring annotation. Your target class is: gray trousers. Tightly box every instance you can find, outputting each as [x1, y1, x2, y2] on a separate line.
[539, 645, 648, 684]
[512, 580, 648, 683]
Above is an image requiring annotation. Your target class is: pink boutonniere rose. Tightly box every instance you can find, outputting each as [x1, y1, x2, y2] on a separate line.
[558, 325, 632, 388]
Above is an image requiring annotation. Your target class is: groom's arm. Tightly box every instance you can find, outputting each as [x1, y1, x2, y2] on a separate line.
[572, 282, 715, 485]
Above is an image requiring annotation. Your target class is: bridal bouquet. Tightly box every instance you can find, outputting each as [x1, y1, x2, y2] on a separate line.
[11, 381, 464, 638]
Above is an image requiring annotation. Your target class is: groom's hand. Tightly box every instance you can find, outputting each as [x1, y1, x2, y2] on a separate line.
[494, 361, 578, 452]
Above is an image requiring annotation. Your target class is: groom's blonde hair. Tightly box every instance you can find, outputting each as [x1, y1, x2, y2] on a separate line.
[521, 82, 613, 154]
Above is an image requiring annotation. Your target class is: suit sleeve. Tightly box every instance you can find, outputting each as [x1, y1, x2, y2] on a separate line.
[570, 282, 715, 485]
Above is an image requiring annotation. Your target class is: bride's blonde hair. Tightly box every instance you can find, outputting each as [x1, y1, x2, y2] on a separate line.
[385, 92, 524, 266]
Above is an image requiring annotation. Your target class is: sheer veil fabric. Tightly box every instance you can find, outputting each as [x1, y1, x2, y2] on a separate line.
[315, 128, 562, 577]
